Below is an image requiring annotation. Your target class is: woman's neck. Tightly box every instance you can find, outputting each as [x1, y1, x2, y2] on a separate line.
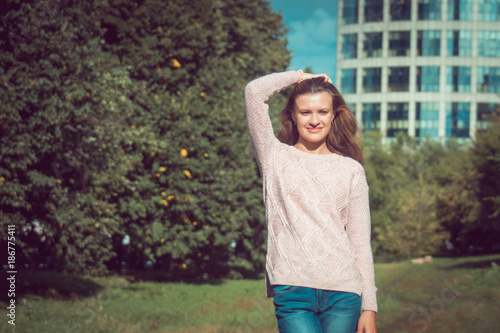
[294, 140, 331, 155]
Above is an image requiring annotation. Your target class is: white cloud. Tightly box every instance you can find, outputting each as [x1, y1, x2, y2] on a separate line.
[286, 9, 337, 78]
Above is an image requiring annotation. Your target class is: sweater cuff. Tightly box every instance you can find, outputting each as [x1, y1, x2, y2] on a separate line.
[362, 294, 378, 313]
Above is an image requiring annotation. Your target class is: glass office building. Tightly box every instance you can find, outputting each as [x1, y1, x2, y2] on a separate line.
[337, 0, 500, 143]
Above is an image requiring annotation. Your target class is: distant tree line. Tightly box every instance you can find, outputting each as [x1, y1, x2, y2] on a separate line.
[364, 114, 500, 260]
[1, 0, 499, 278]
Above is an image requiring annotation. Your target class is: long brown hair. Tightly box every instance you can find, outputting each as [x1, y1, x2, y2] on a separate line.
[277, 77, 363, 164]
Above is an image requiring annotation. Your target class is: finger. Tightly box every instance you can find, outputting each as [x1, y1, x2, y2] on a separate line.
[319, 74, 331, 83]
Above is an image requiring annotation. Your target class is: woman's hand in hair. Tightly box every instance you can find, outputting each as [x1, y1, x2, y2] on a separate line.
[301, 72, 333, 84]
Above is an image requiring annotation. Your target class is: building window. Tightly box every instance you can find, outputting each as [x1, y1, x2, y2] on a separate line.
[448, 0, 473, 20]
[362, 68, 382, 93]
[478, 0, 500, 21]
[364, 0, 383, 22]
[341, 69, 357, 94]
[477, 103, 499, 130]
[446, 103, 470, 138]
[390, 0, 412, 21]
[447, 30, 472, 56]
[341, 34, 357, 60]
[389, 31, 411, 56]
[477, 67, 500, 93]
[348, 103, 357, 115]
[417, 30, 441, 56]
[363, 32, 382, 58]
[387, 103, 409, 138]
[418, 0, 442, 20]
[416, 66, 440, 92]
[343, 0, 359, 24]
[362, 103, 381, 131]
[446, 66, 471, 92]
[416, 102, 440, 139]
[478, 31, 500, 58]
[388, 67, 409, 92]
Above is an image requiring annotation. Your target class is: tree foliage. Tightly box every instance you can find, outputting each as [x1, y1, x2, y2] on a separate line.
[364, 134, 449, 259]
[0, 0, 290, 276]
[364, 120, 500, 260]
[437, 111, 500, 254]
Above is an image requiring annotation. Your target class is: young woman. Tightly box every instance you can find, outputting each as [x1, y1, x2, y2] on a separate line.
[244, 70, 377, 333]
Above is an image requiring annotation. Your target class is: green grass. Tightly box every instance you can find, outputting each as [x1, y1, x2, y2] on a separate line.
[1, 254, 499, 332]
[374, 254, 500, 332]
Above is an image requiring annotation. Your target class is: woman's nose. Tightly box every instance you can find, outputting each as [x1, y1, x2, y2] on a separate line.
[310, 114, 320, 126]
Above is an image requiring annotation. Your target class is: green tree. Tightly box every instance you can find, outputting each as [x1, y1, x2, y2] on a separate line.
[376, 178, 446, 259]
[0, 0, 290, 276]
[471, 111, 500, 252]
[96, 0, 290, 277]
[364, 134, 448, 259]
[0, 0, 141, 274]
[437, 111, 500, 254]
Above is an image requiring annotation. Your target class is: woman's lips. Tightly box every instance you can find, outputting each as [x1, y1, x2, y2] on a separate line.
[307, 127, 322, 133]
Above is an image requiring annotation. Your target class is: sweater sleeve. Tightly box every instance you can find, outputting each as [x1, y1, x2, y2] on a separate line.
[346, 168, 378, 312]
[244, 71, 300, 170]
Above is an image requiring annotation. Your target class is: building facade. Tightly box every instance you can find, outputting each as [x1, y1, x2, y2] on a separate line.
[336, 0, 500, 143]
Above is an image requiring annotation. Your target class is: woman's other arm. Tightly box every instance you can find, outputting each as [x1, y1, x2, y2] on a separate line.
[346, 168, 378, 332]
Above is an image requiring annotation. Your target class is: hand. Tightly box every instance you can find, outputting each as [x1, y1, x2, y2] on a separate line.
[301, 72, 332, 84]
[357, 310, 377, 333]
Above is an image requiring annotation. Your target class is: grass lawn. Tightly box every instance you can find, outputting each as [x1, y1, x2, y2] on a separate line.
[1, 254, 499, 332]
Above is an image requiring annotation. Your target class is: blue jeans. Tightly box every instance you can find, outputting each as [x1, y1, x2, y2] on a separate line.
[273, 285, 361, 333]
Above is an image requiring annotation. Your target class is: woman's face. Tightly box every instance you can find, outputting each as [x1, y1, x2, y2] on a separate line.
[292, 92, 335, 148]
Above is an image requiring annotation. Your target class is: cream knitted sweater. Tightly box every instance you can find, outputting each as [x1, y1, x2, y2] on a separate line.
[244, 71, 377, 312]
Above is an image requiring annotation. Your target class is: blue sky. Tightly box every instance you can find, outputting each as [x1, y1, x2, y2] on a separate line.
[269, 0, 338, 80]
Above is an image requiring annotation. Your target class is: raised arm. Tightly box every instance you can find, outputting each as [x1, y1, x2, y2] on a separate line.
[244, 71, 300, 168]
